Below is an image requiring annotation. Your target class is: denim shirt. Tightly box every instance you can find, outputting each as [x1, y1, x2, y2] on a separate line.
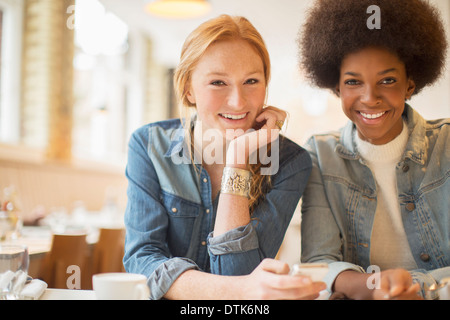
[301, 105, 450, 298]
[123, 118, 312, 299]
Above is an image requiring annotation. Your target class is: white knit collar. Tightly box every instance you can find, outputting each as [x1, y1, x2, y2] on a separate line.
[355, 120, 409, 163]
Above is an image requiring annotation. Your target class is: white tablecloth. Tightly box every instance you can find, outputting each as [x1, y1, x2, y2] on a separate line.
[40, 288, 96, 300]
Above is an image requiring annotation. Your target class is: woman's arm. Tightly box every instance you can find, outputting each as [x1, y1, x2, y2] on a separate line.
[213, 106, 285, 237]
[209, 108, 312, 276]
[165, 259, 326, 300]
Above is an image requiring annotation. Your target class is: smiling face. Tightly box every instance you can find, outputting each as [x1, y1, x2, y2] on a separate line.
[337, 47, 416, 145]
[186, 39, 267, 138]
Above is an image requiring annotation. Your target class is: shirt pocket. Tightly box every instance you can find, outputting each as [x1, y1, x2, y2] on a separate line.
[161, 191, 200, 217]
[160, 191, 201, 256]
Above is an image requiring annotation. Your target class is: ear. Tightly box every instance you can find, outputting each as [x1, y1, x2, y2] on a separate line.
[334, 84, 341, 97]
[405, 79, 416, 100]
[186, 87, 196, 105]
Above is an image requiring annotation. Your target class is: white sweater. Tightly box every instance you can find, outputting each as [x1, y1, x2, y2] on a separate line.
[355, 122, 417, 270]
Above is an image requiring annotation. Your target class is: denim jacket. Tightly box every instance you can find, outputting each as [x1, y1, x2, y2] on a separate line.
[123, 118, 312, 299]
[301, 105, 450, 298]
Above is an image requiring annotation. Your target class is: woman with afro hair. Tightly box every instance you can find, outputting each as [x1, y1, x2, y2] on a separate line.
[299, 0, 449, 300]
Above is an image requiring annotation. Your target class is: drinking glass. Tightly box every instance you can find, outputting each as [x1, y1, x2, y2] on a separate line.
[0, 245, 29, 299]
[0, 210, 19, 241]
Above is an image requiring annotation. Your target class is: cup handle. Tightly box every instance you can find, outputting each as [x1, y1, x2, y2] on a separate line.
[135, 284, 150, 300]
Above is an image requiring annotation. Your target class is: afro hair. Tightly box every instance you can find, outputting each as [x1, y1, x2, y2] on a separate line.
[299, 0, 448, 95]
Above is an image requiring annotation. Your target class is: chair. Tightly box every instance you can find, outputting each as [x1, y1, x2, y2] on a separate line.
[92, 228, 125, 274]
[40, 233, 90, 289]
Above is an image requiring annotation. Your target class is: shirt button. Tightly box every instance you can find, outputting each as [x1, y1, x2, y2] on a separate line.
[420, 253, 431, 262]
[405, 203, 415, 212]
[203, 178, 208, 183]
[172, 207, 177, 213]
[206, 209, 210, 214]
[402, 164, 410, 172]
[201, 241, 206, 246]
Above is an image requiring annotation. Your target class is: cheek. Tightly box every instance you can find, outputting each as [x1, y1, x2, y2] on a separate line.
[194, 88, 217, 104]
[247, 86, 267, 107]
[339, 91, 356, 116]
[386, 90, 407, 105]
[195, 90, 227, 117]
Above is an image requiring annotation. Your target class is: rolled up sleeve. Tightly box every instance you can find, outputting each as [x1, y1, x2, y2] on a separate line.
[207, 224, 261, 275]
[207, 224, 259, 255]
[148, 258, 199, 300]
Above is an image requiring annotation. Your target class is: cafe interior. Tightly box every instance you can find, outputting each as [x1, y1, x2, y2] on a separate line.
[0, 0, 449, 299]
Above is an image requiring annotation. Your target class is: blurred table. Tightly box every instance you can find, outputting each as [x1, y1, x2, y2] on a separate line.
[4, 222, 121, 278]
[2, 210, 124, 285]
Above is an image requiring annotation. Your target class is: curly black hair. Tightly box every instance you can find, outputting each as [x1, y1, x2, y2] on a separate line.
[299, 0, 448, 95]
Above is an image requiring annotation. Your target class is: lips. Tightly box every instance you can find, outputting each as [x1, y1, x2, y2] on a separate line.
[359, 111, 386, 119]
[219, 113, 248, 120]
[358, 111, 388, 120]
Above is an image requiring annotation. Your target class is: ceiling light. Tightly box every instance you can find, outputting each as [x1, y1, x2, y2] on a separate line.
[145, 0, 211, 19]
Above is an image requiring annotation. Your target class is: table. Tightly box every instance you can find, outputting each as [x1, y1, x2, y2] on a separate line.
[2, 226, 90, 278]
[38, 289, 330, 300]
[4, 220, 123, 278]
[7, 226, 53, 253]
[40, 288, 96, 300]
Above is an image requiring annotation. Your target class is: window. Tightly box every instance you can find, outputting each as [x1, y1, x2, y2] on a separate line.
[0, 0, 23, 144]
[0, 0, 175, 164]
[72, 0, 129, 164]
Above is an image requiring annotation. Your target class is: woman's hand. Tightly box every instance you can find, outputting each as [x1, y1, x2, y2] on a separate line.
[334, 269, 423, 300]
[372, 269, 422, 300]
[253, 105, 287, 131]
[226, 106, 287, 169]
[239, 259, 326, 300]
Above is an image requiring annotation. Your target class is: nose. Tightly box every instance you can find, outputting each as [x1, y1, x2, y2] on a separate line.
[227, 86, 246, 110]
[360, 85, 381, 107]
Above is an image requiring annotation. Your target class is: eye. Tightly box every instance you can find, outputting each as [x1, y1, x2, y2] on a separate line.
[245, 78, 259, 85]
[381, 78, 397, 85]
[344, 79, 360, 86]
[210, 80, 226, 86]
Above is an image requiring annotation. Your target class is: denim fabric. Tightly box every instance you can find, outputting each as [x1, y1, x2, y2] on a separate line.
[301, 105, 450, 298]
[123, 118, 312, 299]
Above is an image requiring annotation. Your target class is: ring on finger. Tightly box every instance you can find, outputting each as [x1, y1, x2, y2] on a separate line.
[275, 120, 284, 130]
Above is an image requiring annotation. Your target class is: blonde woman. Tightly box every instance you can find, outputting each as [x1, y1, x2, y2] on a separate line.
[123, 15, 324, 300]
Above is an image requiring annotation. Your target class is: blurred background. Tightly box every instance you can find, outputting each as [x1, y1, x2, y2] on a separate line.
[0, 0, 449, 265]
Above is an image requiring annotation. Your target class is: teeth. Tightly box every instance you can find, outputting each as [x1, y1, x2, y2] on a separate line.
[360, 111, 386, 119]
[220, 113, 247, 120]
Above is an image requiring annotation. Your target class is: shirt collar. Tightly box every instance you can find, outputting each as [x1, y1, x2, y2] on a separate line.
[402, 104, 427, 165]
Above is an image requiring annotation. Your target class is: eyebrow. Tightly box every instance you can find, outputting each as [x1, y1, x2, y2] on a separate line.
[344, 68, 398, 76]
[206, 70, 263, 77]
[378, 68, 398, 75]
[207, 72, 228, 77]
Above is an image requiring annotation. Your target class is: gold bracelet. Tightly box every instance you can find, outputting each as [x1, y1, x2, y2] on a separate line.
[220, 167, 252, 198]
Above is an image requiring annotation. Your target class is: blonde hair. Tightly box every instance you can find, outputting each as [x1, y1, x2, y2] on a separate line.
[173, 15, 273, 213]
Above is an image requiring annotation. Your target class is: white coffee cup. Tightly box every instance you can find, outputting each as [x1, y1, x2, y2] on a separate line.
[92, 273, 150, 300]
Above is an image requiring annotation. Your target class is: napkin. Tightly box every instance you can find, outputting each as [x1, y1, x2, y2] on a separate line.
[0, 270, 15, 290]
[0, 271, 47, 300]
[20, 279, 48, 300]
